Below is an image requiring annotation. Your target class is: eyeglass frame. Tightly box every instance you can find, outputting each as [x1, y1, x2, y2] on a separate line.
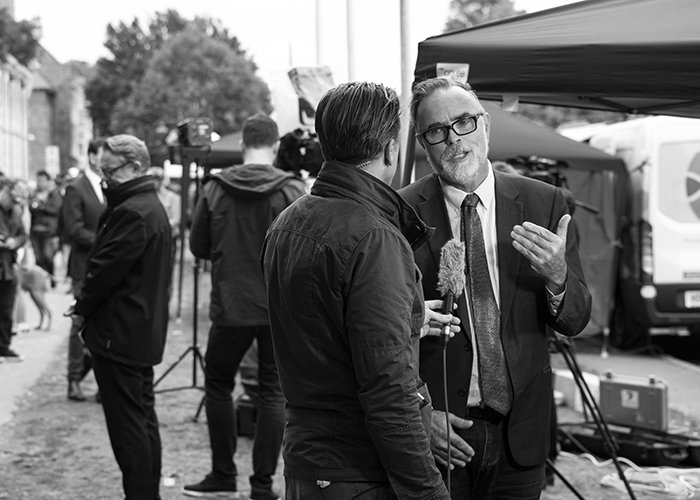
[100, 159, 133, 178]
[418, 112, 485, 146]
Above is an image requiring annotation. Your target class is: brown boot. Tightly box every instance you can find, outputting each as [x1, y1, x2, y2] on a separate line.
[68, 380, 86, 402]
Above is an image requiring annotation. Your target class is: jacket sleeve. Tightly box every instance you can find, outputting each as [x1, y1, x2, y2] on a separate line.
[548, 187, 592, 336]
[345, 229, 449, 500]
[62, 183, 96, 250]
[74, 208, 146, 318]
[189, 187, 211, 260]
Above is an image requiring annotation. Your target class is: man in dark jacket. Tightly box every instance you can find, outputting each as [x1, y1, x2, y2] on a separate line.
[184, 115, 305, 500]
[62, 138, 106, 401]
[399, 77, 591, 499]
[262, 82, 451, 500]
[71, 134, 172, 500]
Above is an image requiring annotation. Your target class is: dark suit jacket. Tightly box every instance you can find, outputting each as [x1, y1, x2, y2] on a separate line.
[399, 171, 591, 467]
[61, 174, 105, 281]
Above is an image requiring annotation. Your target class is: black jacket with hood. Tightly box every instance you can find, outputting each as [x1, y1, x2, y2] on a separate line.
[190, 163, 306, 326]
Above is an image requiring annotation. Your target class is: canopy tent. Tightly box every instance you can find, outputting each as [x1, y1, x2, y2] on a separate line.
[413, 0, 700, 117]
[413, 101, 627, 335]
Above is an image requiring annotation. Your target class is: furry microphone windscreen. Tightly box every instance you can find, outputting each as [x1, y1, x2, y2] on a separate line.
[437, 239, 466, 298]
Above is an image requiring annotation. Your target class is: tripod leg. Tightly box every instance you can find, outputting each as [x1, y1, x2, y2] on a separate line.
[154, 345, 193, 388]
[546, 459, 586, 500]
[193, 394, 206, 423]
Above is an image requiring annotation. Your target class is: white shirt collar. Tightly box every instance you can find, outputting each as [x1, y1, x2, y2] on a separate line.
[440, 161, 495, 212]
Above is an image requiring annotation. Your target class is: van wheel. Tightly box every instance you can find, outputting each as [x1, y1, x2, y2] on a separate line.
[611, 304, 649, 350]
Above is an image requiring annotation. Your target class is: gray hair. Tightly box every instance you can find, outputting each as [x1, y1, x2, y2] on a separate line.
[410, 78, 481, 129]
[103, 134, 151, 173]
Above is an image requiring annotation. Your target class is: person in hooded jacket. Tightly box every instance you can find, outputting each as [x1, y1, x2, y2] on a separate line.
[184, 114, 306, 500]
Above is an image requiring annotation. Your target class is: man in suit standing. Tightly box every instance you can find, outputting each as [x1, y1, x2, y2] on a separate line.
[62, 138, 106, 401]
[399, 77, 591, 499]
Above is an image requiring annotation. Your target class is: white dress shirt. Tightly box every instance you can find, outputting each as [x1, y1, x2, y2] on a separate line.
[84, 166, 104, 204]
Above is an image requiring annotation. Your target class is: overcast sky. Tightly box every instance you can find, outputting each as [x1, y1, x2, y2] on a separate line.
[15, 0, 578, 88]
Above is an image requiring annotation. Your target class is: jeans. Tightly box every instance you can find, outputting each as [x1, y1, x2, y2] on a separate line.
[0, 279, 17, 350]
[91, 353, 161, 500]
[285, 478, 397, 500]
[442, 416, 545, 500]
[204, 323, 285, 494]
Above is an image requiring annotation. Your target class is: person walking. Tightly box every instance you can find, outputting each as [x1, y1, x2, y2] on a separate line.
[70, 134, 172, 500]
[28, 170, 62, 285]
[183, 114, 306, 500]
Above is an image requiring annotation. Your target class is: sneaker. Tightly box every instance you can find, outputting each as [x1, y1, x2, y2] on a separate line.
[182, 473, 238, 498]
[250, 488, 281, 500]
[0, 347, 24, 362]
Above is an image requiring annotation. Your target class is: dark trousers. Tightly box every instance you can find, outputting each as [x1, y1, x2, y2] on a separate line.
[441, 416, 545, 500]
[286, 478, 397, 500]
[67, 280, 91, 381]
[204, 323, 284, 494]
[0, 278, 17, 350]
[30, 232, 56, 277]
[91, 352, 162, 500]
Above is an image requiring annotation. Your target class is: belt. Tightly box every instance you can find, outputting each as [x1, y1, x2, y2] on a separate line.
[467, 404, 505, 424]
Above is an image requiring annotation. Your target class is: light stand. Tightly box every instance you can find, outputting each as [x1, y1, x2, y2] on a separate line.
[549, 332, 638, 500]
[153, 146, 210, 422]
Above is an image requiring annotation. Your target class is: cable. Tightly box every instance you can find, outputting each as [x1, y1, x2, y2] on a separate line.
[442, 343, 451, 494]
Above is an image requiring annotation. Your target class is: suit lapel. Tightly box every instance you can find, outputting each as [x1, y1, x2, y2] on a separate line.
[494, 172, 523, 326]
[415, 176, 451, 272]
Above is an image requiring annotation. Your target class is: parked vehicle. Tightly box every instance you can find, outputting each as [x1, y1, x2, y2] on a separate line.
[561, 117, 700, 348]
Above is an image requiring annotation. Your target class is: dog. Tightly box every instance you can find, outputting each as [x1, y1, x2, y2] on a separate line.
[16, 264, 53, 331]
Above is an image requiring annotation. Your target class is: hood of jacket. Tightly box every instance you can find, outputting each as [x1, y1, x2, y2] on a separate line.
[206, 163, 298, 199]
[311, 161, 433, 251]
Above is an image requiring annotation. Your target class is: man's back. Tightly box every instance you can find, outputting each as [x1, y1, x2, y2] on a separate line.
[190, 163, 305, 327]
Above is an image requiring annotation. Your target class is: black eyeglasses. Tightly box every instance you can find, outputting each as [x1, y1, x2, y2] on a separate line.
[419, 113, 484, 145]
[100, 160, 132, 177]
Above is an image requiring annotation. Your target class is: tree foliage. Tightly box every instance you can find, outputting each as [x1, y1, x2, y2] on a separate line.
[110, 28, 271, 164]
[85, 9, 259, 138]
[445, 0, 523, 31]
[0, 8, 41, 67]
[443, 0, 624, 128]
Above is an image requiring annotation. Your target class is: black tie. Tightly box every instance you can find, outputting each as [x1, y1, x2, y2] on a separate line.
[461, 193, 512, 415]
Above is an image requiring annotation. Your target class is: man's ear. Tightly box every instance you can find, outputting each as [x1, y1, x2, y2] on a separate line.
[383, 137, 399, 168]
[482, 112, 491, 141]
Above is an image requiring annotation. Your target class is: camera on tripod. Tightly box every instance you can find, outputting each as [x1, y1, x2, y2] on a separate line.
[177, 118, 214, 147]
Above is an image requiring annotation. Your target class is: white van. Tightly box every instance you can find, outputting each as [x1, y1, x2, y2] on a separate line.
[565, 117, 700, 347]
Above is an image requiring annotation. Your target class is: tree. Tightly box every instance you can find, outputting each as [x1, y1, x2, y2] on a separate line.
[443, 0, 625, 128]
[85, 10, 253, 136]
[110, 28, 271, 164]
[0, 8, 41, 67]
[445, 0, 523, 31]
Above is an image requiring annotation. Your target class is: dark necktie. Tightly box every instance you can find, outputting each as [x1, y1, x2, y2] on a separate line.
[461, 193, 512, 415]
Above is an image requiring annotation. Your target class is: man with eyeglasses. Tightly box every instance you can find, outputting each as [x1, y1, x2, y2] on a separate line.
[399, 77, 591, 499]
[70, 134, 173, 500]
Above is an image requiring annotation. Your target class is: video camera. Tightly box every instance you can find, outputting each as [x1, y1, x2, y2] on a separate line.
[277, 128, 324, 177]
[177, 118, 214, 147]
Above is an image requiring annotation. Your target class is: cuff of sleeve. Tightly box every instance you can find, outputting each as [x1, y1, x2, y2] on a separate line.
[546, 285, 566, 315]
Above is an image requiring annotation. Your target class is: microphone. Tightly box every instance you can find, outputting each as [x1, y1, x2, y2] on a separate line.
[436, 239, 465, 347]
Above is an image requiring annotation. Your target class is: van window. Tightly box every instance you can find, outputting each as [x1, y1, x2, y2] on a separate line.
[658, 142, 700, 223]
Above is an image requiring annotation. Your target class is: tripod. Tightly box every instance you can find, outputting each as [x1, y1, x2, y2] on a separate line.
[548, 332, 637, 500]
[154, 146, 211, 422]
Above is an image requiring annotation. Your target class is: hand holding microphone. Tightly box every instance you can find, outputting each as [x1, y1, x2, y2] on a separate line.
[421, 300, 460, 339]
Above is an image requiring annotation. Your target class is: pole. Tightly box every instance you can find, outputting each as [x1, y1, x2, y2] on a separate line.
[346, 0, 356, 81]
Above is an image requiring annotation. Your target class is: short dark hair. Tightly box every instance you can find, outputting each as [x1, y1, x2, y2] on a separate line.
[87, 137, 105, 156]
[410, 78, 480, 130]
[242, 115, 279, 149]
[315, 82, 400, 165]
[36, 170, 51, 180]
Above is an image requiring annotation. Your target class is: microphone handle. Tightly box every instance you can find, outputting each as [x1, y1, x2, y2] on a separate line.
[441, 291, 455, 350]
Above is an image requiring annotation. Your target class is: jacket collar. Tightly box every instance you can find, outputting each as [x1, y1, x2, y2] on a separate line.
[312, 161, 433, 250]
[104, 175, 157, 207]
